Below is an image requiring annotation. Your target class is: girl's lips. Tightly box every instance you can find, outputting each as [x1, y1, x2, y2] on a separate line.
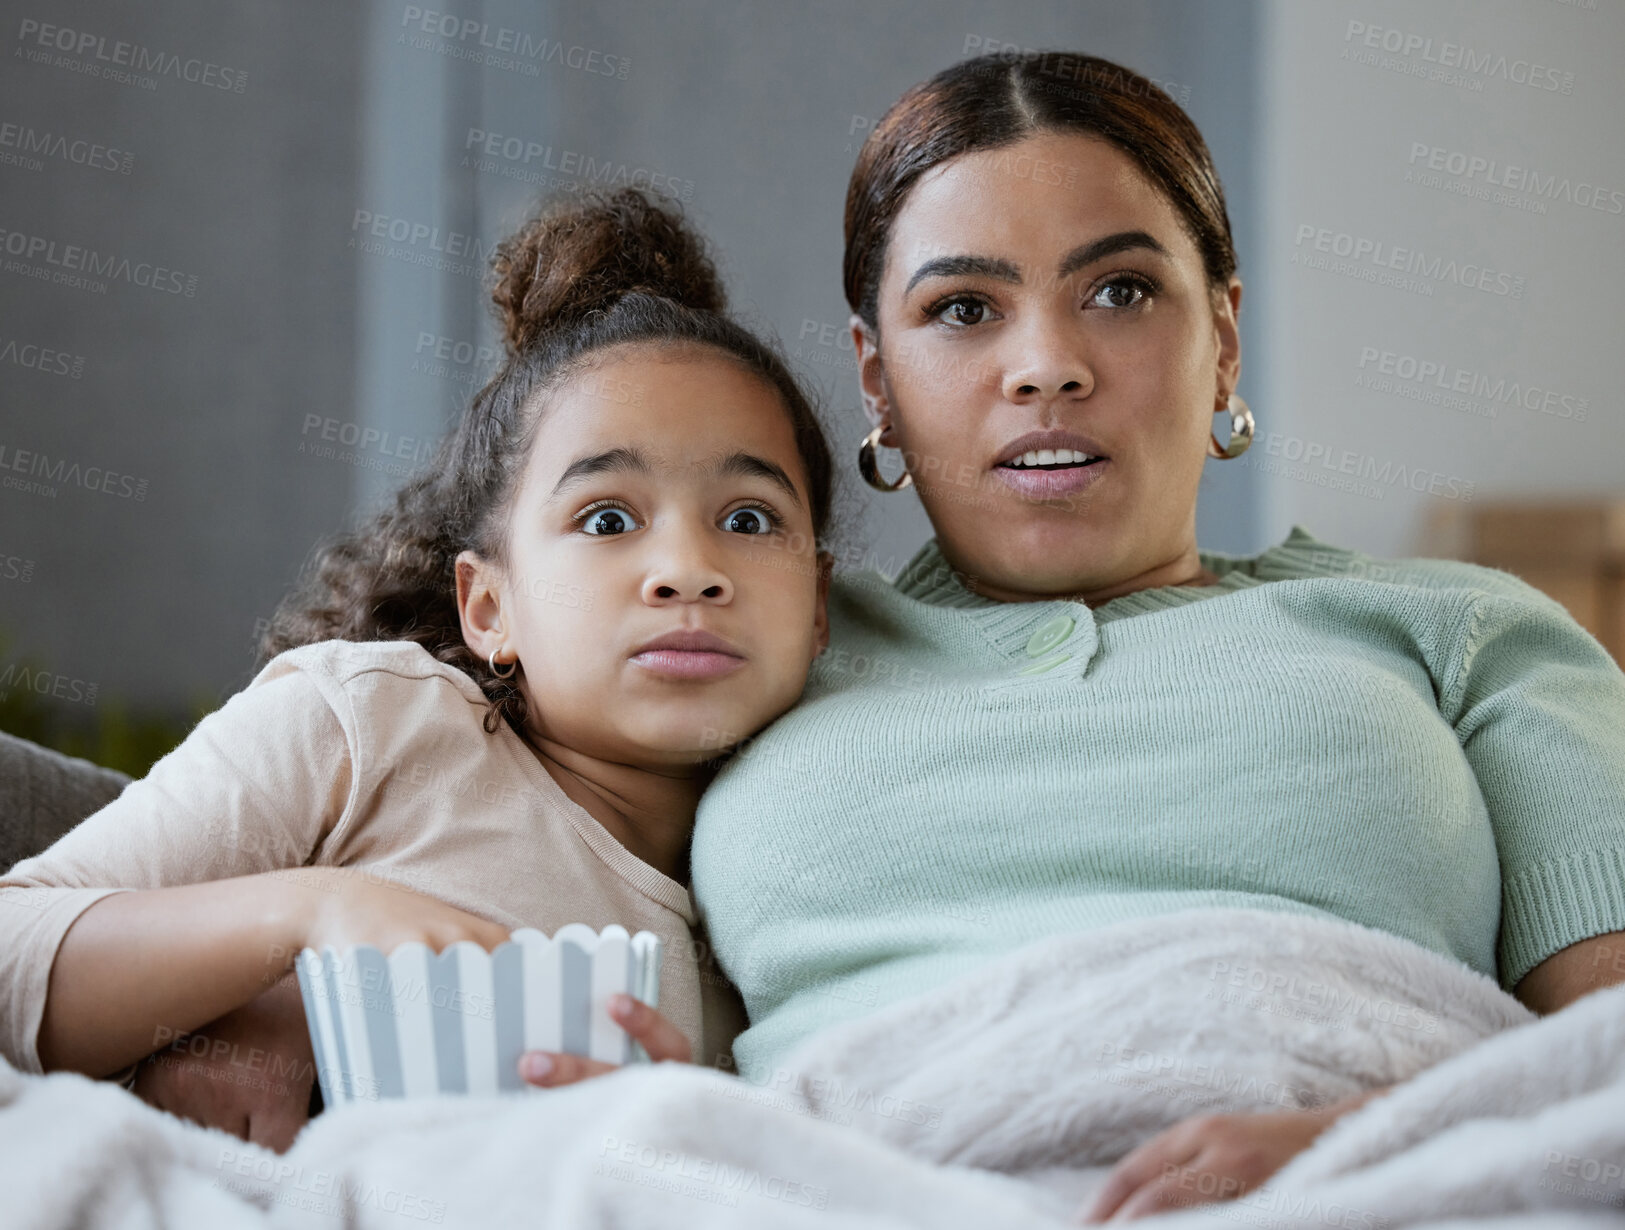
[991, 458, 1109, 500]
[629, 649, 747, 680]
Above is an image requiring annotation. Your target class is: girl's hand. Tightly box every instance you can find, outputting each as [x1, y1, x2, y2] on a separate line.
[293, 867, 511, 955]
[518, 993, 692, 1087]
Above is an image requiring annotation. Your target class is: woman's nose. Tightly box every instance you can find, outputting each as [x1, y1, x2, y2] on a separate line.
[1000, 319, 1094, 404]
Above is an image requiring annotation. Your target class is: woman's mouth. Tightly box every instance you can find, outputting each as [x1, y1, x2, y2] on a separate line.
[993, 449, 1108, 499]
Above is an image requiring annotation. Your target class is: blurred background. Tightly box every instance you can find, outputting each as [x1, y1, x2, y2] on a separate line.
[1, 0, 1620, 772]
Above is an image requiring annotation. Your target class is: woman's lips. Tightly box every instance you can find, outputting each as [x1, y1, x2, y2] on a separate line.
[991, 457, 1108, 500]
[629, 650, 747, 680]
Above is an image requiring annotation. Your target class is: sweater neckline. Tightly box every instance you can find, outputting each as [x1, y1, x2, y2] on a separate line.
[888, 525, 1345, 622]
[496, 722, 698, 924]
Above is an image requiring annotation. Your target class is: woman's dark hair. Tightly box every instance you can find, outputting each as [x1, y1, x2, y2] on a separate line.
[844, 50, 1237, 329]
[261, 187, 834, 733]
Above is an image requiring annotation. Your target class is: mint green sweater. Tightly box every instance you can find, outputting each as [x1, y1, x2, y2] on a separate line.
[690, 527, 1625, 1081]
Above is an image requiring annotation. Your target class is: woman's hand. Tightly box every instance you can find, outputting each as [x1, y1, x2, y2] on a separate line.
[132, 972, 315, 1153]
[1083, 1088, 1387, 1223]
[293, 867, 511, 955]
[518, 993, 692, 1087]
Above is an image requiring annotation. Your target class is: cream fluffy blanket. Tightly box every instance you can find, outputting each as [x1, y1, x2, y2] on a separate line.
[4, 908, 1622, 1228]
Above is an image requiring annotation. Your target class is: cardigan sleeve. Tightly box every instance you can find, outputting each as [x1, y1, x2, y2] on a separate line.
[0, 662, 354, 1072]
[1444, 588, 1625, 988]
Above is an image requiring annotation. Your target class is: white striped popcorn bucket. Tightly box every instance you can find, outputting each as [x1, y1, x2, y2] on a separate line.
[294, 924, 662, 1106]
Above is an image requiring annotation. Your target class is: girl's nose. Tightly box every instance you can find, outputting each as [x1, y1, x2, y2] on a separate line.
[640, 538, 733, 605]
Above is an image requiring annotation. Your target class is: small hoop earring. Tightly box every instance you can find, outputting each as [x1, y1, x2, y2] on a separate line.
[488, 648, 517, 679]
[858, 424, 913, 493]
[1208, 392, 1255, 460]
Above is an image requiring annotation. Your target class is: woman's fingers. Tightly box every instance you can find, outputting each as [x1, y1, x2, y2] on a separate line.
[1083, 1111, 1328, 1223]
[608, 994, 692, 1064]
[1083, 1121, 1199, 1222]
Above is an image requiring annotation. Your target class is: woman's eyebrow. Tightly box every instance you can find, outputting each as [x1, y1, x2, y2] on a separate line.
[1056, 231, 1169, 278]
[549, 445, 650, 499]
[905, 254, 1020, 295]
[705, 451, 804, 509]
[904, 231, 1171, 296]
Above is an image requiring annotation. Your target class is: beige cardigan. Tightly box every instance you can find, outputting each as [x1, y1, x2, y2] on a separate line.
[0, 639, 746, 1074]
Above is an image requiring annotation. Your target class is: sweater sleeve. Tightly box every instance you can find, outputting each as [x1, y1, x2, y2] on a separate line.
[0, 662, 355, 1072]
[1443, 589, 1625, 989]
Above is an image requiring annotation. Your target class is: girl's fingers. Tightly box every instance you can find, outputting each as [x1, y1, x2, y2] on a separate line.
[608, 994, 692, 1063]
[516, 998, 693, 1088]
[519, 1050, 616, 1087]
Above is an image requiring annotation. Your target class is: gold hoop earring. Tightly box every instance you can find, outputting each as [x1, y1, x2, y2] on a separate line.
[857, 424, 913, 493]
[488, 647, 517, 679]
[1208, 393, 1255, 460]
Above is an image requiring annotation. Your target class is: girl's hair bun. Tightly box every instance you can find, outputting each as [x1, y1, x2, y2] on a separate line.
[490, 187, 726, 354]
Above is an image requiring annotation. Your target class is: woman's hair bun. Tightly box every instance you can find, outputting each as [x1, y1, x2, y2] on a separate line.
[490, 186, 726, 354]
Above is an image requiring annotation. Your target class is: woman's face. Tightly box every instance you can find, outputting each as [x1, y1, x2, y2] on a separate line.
[857, 130, 1241, 601]
[458, 345, 829, 767]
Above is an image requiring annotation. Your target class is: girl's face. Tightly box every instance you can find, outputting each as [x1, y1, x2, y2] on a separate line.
[458, 345, 829, 767]
[856, 130, 1242, 600]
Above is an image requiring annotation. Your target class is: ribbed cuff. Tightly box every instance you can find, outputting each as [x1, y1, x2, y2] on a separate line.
[1499, 847, 1625, 989]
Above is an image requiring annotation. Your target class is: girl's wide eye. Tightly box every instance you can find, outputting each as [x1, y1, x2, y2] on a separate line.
[723, 507, 774, 535]
[581, 507, 638, 535]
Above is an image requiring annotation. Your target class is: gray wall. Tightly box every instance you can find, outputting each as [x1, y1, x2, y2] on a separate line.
[1, 0, 1267, 716]
[1255, 0, 1624, 557]
[0, 1, 362, 712]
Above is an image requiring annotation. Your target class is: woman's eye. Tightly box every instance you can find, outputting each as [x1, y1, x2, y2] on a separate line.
[934, 297, 988, 327]
[1091, 277, 1153, 310]
[580, 507, 638, 535]
[723, 507, 775, 535]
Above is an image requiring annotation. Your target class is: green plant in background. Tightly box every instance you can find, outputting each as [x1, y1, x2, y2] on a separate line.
[0, 630, 214, 778]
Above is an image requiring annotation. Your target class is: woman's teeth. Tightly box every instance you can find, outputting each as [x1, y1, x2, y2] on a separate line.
[1003, 448, 1098, 469]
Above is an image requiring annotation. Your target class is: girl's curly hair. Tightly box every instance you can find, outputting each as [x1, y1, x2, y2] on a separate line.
[260, 187, 834, 734]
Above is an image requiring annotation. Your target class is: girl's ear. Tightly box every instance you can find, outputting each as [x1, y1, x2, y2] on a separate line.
[849, 315, 893, 439]
[811, 550, 834, 657]
[455, 550, 507, 659]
